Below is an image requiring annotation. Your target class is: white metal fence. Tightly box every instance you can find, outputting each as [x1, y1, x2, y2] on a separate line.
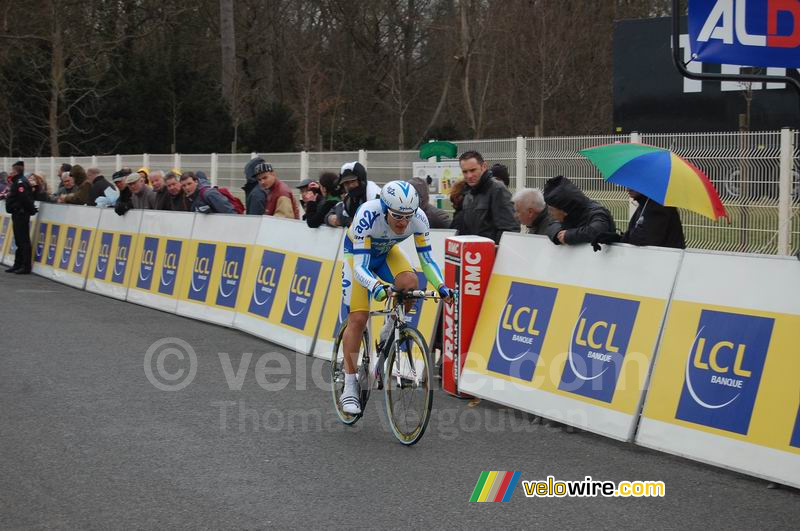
[6, 128, 798, 256]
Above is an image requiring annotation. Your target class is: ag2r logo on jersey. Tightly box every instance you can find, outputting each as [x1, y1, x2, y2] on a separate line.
[675, 309, 774, 435]
[158, 240, 182, 296]
[73, 229, 91, 274]
[248, 249, 285, 318]
[94, 232, 114, 280]
[216, 245, 246, 308]
[46, 224, 60, 266]
[111, 234, 132, 284]
[486, 281, 558, 381]
[558, 294, 640, 403]
[281, 258, 322, 330]
[137, 237, 159, 290]
[34, 223, 48, 263]
[59, 227, 77, 270]
[188, 243, 216, 302]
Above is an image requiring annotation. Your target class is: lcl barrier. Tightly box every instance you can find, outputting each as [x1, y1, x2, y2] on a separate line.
[6, 201, 800, 488]
[636, 250, 800, 489]
[460, 233, 683, 441]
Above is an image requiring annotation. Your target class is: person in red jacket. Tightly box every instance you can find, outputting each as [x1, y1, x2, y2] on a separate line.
[256, 165, 299, 219]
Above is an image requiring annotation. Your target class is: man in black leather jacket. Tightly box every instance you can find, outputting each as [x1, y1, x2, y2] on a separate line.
[457, 151, 519, 244]
[543, 175, 616, 246]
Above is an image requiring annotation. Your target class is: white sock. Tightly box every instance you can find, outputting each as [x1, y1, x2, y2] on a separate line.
[344, 372, 357, 388]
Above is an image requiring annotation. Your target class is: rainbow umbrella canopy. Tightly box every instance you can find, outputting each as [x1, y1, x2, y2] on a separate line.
[580, 143, 727, 221]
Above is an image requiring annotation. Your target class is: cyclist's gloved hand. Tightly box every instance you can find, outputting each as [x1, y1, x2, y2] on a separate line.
[438, 285, 454, 300]
[372, 283, 391, 302]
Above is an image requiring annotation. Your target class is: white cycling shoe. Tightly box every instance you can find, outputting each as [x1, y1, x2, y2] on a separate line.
[340, 384, 362, 415]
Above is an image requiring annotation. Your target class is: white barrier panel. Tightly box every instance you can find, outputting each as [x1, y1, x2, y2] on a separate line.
[176, 214, 260, 327]
[460, 233, 682, 441]
[636, 250, 800, 488]
[312, 228, 454, 360]
[85, 209, 144, 300]
[126, 211, 196, 313]
[233, 218, 343, 354]
[31, 204, 101, 289]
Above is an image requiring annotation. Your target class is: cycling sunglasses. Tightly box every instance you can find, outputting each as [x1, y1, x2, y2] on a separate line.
[388, 210, 414, 221]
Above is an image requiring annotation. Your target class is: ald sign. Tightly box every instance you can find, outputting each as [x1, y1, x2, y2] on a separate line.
[676, 309, 774, 435]
[689, 0, 800, 67]
[248, 250, 286, 318]
[486, 282, 558, 382]
[158, 240, 182, 296]
[281, 258, 322, 330]
[559, 294, 640, 403]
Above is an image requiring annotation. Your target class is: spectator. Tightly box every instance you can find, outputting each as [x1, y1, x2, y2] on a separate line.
[457, 150, 519, 243]
[181, 172, 235, 214]
[543, 175, 616, 246]
[59, 164, 91, 205]
[113, 169, 134, 216]
[54, 163, 72, 196]
[87, 167, 112, 207]
[136, 167, 150, 187]
[337, 161, 380, 224]
[449, 179, 467, 232]
[297, 179, 318, 220]
[162, 171, 189, 211]
[127, 170, 157, 209]
[150, 170, 169, 210]
[592, 188, 686, 251]
[491, 163, 510, 188]
[53, 172, 76, 200]
[0, 171, 8, 198]
[243, 158, 269, 215]
[512, 188, 551, 235]
[28, 173, 50, 202]
[256, 164, 299, 219]
[305, 172, 341, 228]
[408, 176, 451, 228]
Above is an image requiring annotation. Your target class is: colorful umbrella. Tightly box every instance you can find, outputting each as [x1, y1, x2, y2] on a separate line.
[580, 143, 727, 221]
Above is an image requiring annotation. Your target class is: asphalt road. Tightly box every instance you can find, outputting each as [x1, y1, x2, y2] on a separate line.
[1, 272, 798, 529]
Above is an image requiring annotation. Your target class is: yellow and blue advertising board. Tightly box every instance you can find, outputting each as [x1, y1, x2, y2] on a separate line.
[126, 210, 195, 313]
[460, 233, 683, 441]
[0, 208, 9, 262]
[85, 209, 143, 300]
[31, 204, 101, 288]
[636, 250, 800, 488]
[176, 214, 259, 327]
[234, 217, 342, 355]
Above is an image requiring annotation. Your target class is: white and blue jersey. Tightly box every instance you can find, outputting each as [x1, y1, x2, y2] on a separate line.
[343, 198, 444, 292]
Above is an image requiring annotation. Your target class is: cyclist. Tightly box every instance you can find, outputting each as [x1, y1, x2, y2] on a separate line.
[339, 180, 453, 415]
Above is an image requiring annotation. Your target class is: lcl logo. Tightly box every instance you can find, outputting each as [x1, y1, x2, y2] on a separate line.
[216, 245, 246, 308]
[248, 250, 286, 318]
[676, 309, 774, 435]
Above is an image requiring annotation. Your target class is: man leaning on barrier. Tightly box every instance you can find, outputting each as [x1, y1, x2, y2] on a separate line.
[512, 188, 550, 235]
[181, 171, 235, 214]
[243, 157, 269, 215]
[161, 171, 189, 211]
[543, 175, 616, 246]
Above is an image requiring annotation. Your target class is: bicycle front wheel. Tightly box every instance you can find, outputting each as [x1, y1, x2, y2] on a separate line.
[384, 327, 433, 445]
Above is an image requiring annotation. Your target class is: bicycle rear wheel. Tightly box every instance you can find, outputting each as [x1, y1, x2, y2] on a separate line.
[331, 321, 370, 425]
[384, 326, 433, 445]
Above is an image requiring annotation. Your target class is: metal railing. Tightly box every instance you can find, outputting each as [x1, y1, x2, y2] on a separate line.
[6, 128, 797, 256]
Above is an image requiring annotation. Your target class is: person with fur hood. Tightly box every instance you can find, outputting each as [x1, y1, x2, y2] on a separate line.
[543, 175, 616, 246]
